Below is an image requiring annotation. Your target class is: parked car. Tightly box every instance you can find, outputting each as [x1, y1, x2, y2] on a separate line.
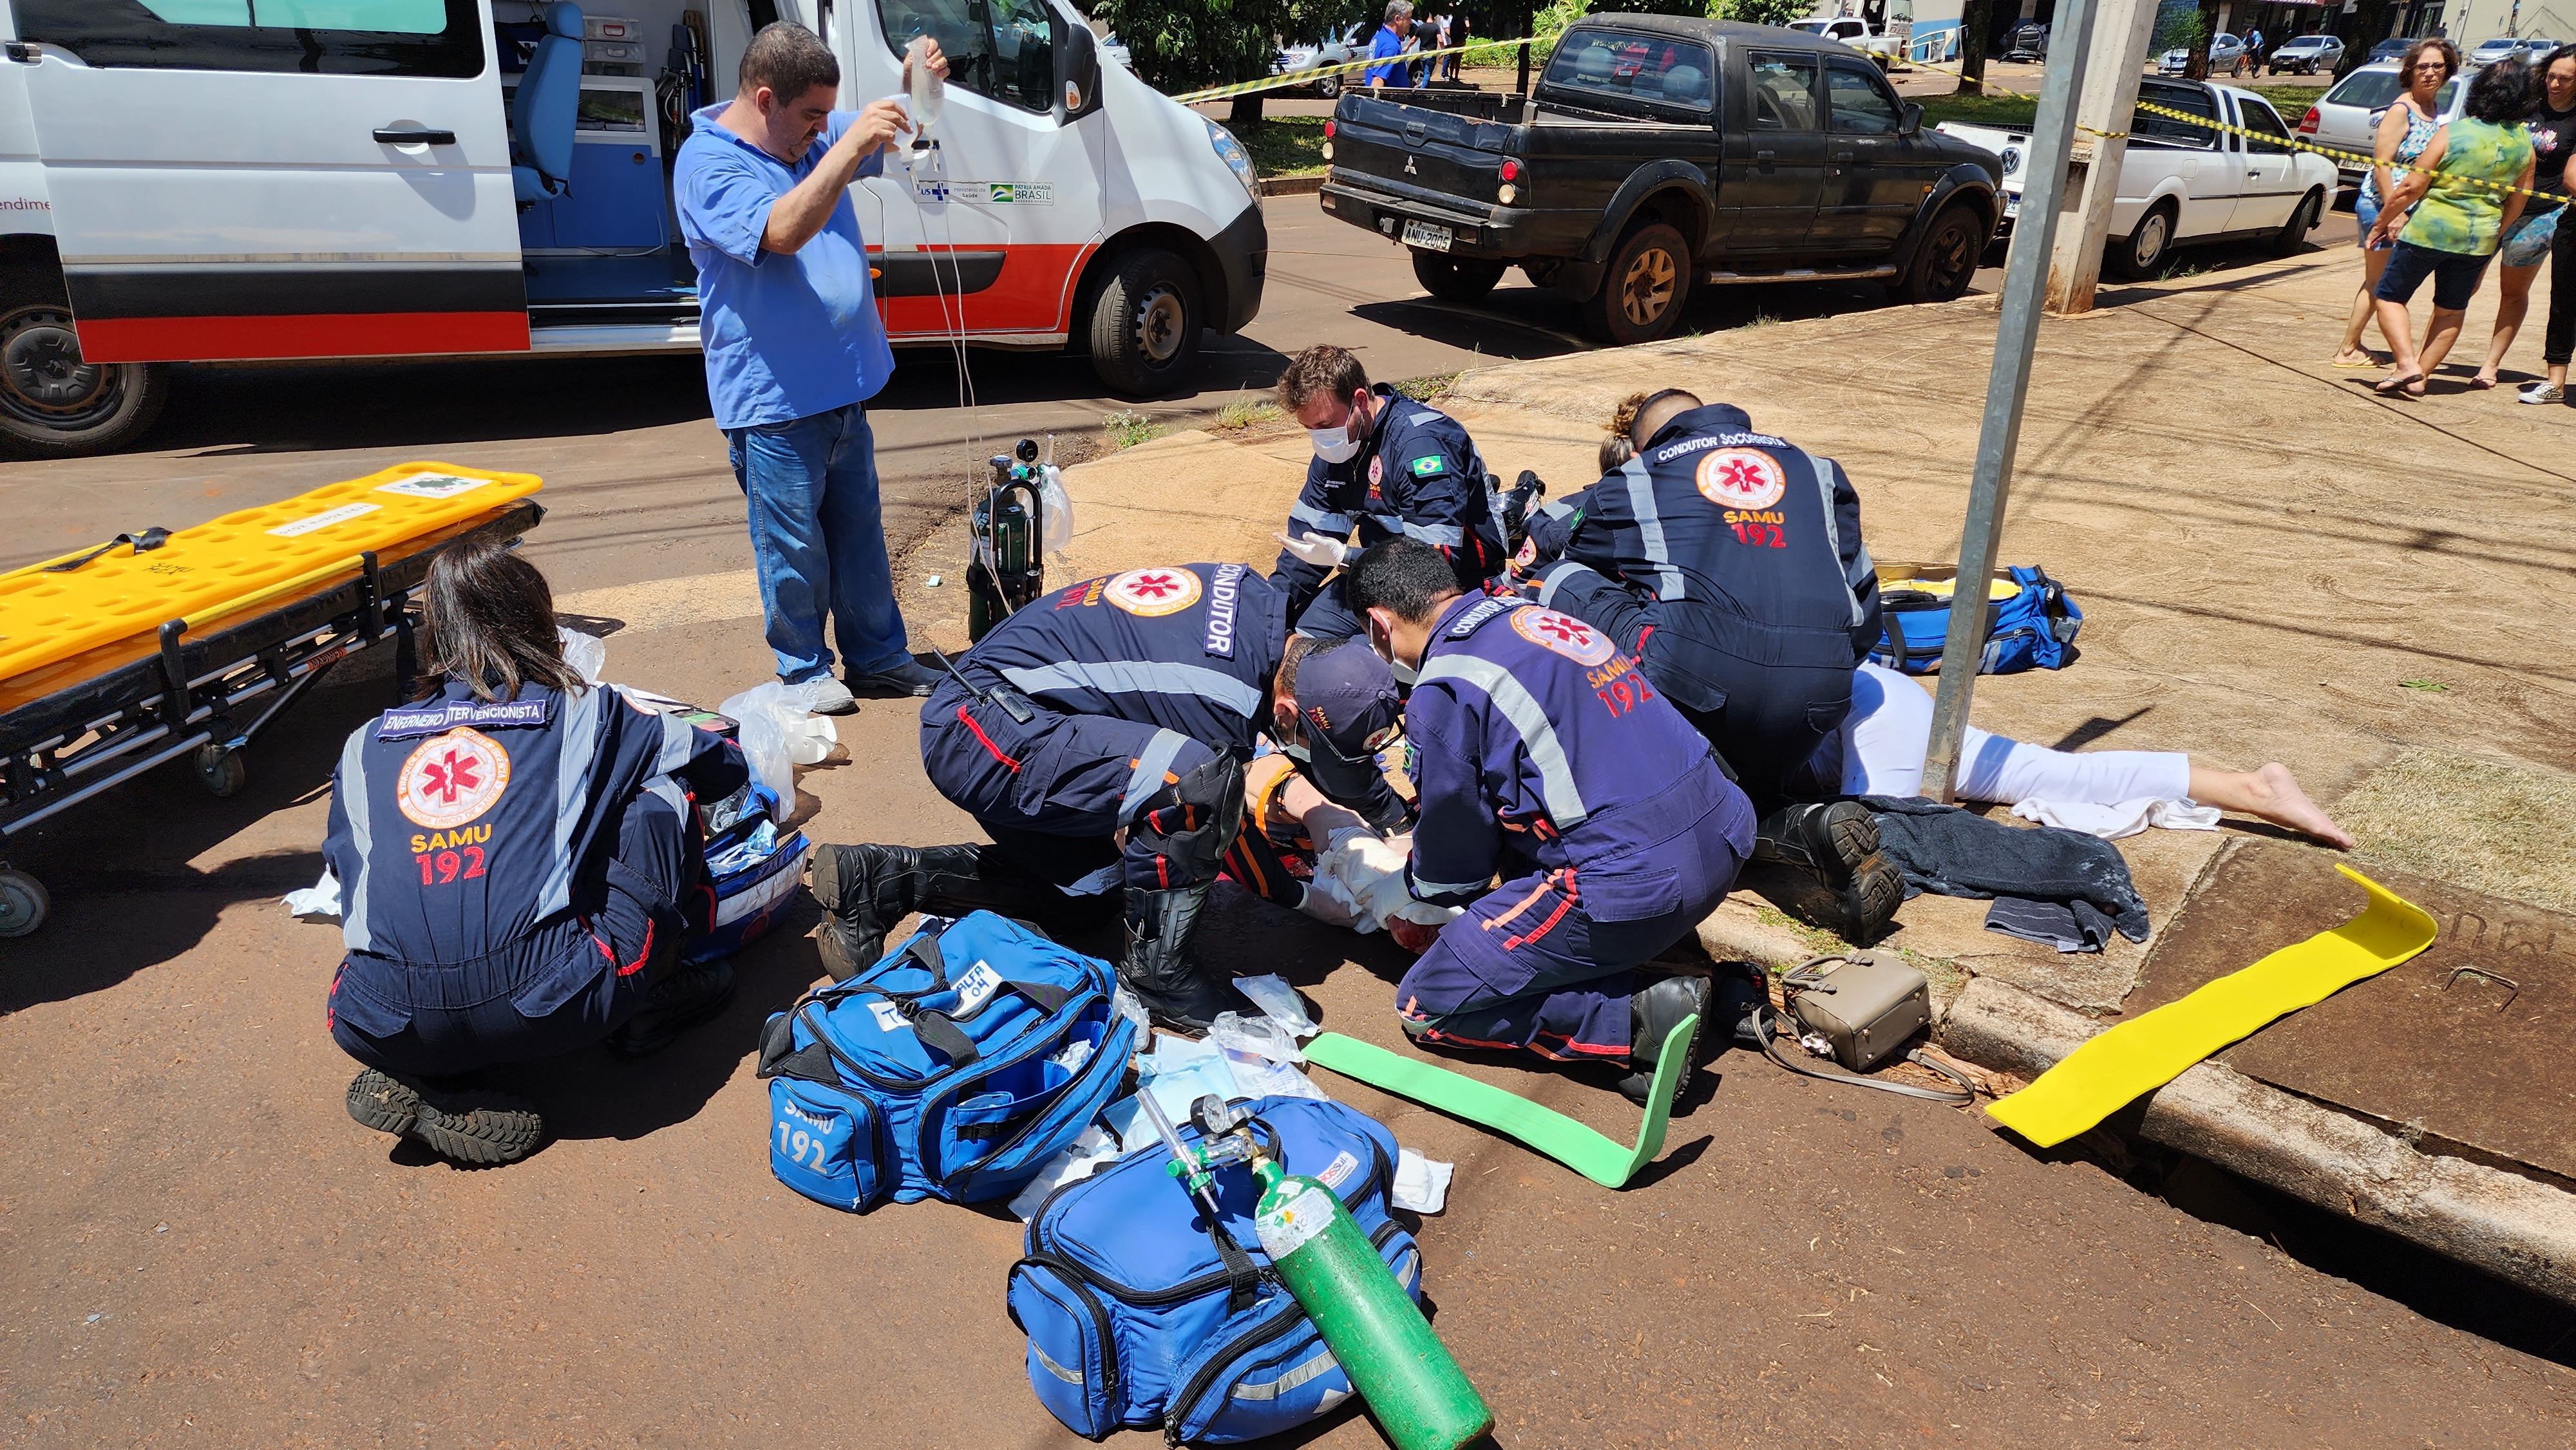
[1939, 77, 2337, 279]
[1318, 16, 2003, 342]
[2159, 33, 2246, 76]
[1275, 23, 1367, 97]
[2463, 37, 2556, 65]
[1788, 15, 1906, 64]
[2003, 22, 2047, 61]
[2266, 34, 2344, 74]
[2302, 59, 2470, 188]
[2368, 37, 2414, 62]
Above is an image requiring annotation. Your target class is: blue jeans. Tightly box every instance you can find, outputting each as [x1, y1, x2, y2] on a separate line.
[726, 402, 909, 684]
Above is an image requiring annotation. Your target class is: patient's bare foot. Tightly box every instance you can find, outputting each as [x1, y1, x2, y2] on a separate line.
[2242, 763, 2354, 849]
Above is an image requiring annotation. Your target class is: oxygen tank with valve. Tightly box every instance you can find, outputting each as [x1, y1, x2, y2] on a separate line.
[966, 438, 1047, 640]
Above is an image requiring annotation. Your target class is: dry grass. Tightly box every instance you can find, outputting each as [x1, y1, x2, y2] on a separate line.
[2333, 750, 2576, 914]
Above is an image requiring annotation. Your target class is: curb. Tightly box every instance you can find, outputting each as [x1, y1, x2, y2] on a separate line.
[1261, 174, 1325, 197]
[1937, 977, 2576, 1305]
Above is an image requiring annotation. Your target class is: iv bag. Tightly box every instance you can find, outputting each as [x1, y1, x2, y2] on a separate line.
[908, 35, 944, 137]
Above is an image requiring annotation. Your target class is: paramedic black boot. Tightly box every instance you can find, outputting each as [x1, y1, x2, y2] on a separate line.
[346, 1068, 545, 1166]
[1618, 973, 1714, 1107]
[811, 842, 1068, 980]
[1754, 800, 1881, 878]
[1120, 882, 1252, 1035]
[1746, 801, 1906, 944]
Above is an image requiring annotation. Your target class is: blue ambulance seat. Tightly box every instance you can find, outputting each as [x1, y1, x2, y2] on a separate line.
[513, 2, 585, 203]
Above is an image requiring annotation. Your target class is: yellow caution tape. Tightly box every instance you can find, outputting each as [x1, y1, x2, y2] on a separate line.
[1172, 37, 1536, 105]
[1985, 864, 2438, 1149]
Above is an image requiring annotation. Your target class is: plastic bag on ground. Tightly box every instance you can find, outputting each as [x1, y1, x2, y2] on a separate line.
[1226, 1056, 1331, 1103]
[557, 627, 607, 685]
[1209, 1010, 1303, 1065]
[717, 681, 840, 814]
[1392, 1147, 1453, 1214]
[1040, 464, 1074, 560]
[1007, 1124, 1120, 1220]
[1236, 974, 1320, 1039]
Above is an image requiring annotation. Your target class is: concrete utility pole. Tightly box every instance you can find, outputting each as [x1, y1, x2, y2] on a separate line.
[1918, 0, 2103, 804]
[2046, 0, 2161, 314]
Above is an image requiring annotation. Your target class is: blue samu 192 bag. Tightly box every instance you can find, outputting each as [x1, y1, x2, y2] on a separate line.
[753, 910, 1135, 1210]
[1870, 563, 2081, 675]
[1008, 1096, 1423, 1445]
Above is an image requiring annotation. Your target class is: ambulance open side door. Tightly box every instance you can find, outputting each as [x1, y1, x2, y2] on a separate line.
[10, 1, 527, 363]
[846, 0, 1105, 343]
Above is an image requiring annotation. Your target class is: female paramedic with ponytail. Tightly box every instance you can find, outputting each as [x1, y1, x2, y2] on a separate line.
[321, 541, 748, 1166]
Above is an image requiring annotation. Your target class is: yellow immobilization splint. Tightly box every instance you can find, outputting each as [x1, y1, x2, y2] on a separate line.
[1879, 576, 2022, 602]
[1985, 865, 2437, 1148]
[0, 462, 540, 682]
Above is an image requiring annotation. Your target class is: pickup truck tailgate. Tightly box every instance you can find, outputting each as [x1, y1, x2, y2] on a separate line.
[1332, 93, 1511, 209]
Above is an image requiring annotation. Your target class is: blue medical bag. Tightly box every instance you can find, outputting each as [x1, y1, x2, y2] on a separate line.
[753, 910, 1134, 1210]
[1007, 1096, 1421, 1444]
[1870, 563, 2081, 675]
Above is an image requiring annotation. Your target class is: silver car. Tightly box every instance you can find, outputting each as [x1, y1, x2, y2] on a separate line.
[2306, 59, 2470, 189]
[2266, 33, 2345, 74]
[2158, 33, 2247, 76]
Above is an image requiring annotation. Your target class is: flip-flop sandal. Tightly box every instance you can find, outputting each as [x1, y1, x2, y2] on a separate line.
[2329, 357, 2383, 369]
[2470, 377, 2499, 390]
[2374, 373, 2427, 397]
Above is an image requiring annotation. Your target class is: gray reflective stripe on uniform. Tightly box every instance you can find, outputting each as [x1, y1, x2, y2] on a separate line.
[999, 661, 1263, 719]
[1366, 513, 1406, 534]
[1119, 728, 1193, 822]
[1288, 501, 1354, 533]
[1618, 455, 1683, 601]
[337, 726, 377, 954]
[650, 699, 699, 773]
[1795, 447, 1870, 629]
[1030, 1342, 1084, 1384]
[1537, 496, 1578, 520]
[1407, 409, 1444, 426]
[1412, 872, 1492, 898]
[1532, 559, 1602, 610]
[1230, 1344, 1343, 1401]
[536, 685, 606, 919]
[1404, 520, 1464, 547]
[1416, 654, 1589, 826]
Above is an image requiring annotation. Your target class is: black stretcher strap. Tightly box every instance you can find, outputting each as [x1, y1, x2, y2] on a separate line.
[46, 528, 169, 572]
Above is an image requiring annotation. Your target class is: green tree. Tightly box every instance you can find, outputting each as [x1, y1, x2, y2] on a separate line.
[1099, 0, 1354, 126]
[1711, 0, 1811, 26]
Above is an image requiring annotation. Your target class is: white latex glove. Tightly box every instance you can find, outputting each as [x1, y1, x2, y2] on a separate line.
[1275, 531, 1357, 569]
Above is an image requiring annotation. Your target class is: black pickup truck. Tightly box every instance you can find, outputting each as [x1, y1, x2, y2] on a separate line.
[1318, 16, 2003, 343]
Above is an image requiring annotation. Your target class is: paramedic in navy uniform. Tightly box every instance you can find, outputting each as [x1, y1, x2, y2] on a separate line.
[1519, 389, 1904, 942]
[1343, 538, 1755, 1104]
[323, 543, 747, 1166]
[808, 562, 1406, 1033]
[675, 23, 948, 712]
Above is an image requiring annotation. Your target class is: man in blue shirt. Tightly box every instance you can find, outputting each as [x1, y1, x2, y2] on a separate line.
[1365, 1, 1415, 89]
[675, 23, 948, 711]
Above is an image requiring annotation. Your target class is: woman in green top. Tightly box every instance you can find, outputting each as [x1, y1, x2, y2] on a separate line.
[2368, 61, 2540, 397]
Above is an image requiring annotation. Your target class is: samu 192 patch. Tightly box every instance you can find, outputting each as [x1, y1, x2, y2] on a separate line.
[1409, 455, 1444, 477]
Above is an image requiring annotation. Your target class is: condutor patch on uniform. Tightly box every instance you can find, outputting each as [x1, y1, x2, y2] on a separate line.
[1105, 567, 1202, 616]
[1512, 607, 1616, 666]
[395, 726, 512, 831]
[1694, 448, 1788, 511]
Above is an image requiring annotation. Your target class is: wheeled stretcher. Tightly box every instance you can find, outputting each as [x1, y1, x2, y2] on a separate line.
[0, 463, 545, 937]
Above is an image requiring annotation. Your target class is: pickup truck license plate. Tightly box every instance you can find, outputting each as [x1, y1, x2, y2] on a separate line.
[1401, 219, 1453, 252]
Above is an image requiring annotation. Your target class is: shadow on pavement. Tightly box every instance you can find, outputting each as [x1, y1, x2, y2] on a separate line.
[157, 353, 714, 458]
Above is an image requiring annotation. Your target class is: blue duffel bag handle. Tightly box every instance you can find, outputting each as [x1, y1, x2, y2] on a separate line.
[756, 928, 1076, 1085]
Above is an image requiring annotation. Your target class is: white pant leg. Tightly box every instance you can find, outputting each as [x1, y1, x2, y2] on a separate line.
[1839, 662, 2190, 805]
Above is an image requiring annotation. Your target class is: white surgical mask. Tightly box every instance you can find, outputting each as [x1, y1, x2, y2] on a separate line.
[1282, 742, 1312, 764]
[1309, 427, 1362, 465]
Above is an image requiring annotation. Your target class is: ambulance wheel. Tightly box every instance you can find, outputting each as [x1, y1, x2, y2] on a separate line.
[1088, 247, 1202, 397]
[193, 744, 247, 798]
[1584, 223, 1690, 345]
[0, 278, 169, 459]
[0, 868, 47, 938]
[1412, 251, 1506, 302]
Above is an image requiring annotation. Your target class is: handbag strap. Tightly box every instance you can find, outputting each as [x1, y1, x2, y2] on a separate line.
[1755, 1004, 1977, 1106]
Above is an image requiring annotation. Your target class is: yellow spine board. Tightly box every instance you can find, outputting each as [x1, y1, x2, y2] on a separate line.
[1985, 865, 2437, 1149]
[0, 462, 541, 683]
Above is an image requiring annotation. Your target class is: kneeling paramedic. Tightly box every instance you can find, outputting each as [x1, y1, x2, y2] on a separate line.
[811, 563, 1406, 1032]
[1270, 344, 1508, 645]
[1345, 538, 1756, 1104]
[1520, 390, 1903, 942]
[323, 541, 748, 1165]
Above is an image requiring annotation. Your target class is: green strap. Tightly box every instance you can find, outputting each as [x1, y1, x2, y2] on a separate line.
[1301, 1016, 1697, 1189]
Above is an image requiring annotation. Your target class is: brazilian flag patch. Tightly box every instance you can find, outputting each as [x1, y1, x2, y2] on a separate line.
[1410, 455, 1444, 476]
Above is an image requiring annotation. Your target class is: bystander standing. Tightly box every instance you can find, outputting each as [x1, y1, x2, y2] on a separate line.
[2333, 38, 2456, 370]
[2367, 61, 2538, 397]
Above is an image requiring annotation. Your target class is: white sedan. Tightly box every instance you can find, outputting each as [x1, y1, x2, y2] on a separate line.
[1938, 77, 2339, 279]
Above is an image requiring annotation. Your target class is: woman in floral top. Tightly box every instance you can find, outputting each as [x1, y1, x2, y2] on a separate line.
[2368, 61, 2539, 397]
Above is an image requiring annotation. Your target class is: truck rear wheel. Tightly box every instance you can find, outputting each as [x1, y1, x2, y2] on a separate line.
[1893, 203, 1985, 305]
[1412, 251, 1507, 303]
[1086, 247, 1203, 398]
[0, 274, 168, 459]
[1586, 223, 1690, 345]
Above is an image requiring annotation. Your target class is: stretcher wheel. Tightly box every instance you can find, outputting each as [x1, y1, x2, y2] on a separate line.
[193, 745, 247, 798]
[0, 868, 47, 938]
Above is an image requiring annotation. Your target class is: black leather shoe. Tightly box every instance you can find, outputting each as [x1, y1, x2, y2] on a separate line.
[848, 657, 945, 698]
[1618, 972, 1714, 1106]
[810, 842, 1071, 979]
[1754, 800, 1881, 874]
[1119, 882, 1252, 1033]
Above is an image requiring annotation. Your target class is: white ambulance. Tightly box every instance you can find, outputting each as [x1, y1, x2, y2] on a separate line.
[0, 0, 1267, 457]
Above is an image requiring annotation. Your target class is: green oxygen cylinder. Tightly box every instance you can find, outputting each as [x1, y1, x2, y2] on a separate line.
[1251, 1157, 1493, 1450]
